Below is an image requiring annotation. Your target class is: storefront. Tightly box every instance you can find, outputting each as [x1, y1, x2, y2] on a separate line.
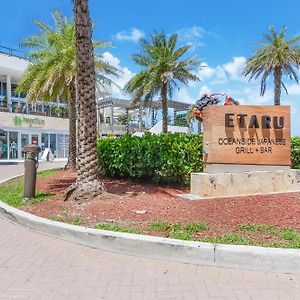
[0, 112, 69, 160]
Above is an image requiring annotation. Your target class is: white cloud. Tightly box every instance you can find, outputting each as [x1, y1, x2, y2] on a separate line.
[223, 56, 246, 80]
[102, 51, 135, 98]
[197, 63, 227, 85]
[177, 26, 206, 49]
[195, 57, 247, 86]
[198, 63, 215, 80]
[114, 28, 145, 43]
[102, 51, 120, 67]
[234, 87, 273, 105]
[175, 88, 195, 104]
[285, 83, 300, 95]
[198, 85, 212, 98]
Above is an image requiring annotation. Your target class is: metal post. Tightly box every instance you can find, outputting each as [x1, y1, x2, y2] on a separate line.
[6, 75, 11, 112]
[23, 144, 41, 199]
[151, 108, 155, 127]
[110, 104, 114, 134]
[125, 108, 129, 133]
[139, 106, 143, 130]
[173, 109, 177, 125]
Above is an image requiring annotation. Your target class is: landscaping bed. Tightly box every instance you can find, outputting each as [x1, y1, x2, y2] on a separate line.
[2, 168, 300, 248]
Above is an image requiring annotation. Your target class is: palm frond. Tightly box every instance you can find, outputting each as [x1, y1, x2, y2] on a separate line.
[243, 25, 300, 101]
[124, 31, 200, 114]
[18, 10, 119, 105]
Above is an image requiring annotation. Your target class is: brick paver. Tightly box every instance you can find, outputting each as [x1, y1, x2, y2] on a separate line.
[1, 163, 300, 299]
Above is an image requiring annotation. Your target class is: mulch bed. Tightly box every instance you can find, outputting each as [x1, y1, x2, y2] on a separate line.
[21, 169, 300, 238]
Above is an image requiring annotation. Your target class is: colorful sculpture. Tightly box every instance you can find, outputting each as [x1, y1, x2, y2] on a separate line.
[192, 93, 240, 121]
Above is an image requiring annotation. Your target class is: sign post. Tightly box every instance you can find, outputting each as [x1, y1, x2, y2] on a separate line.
[191, 105, 300, 198]
[203, 105, 290, 171]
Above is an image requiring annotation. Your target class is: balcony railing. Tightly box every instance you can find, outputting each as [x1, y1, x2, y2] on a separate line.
[0, 45, 28, 60]
[0, 96, 68, 119]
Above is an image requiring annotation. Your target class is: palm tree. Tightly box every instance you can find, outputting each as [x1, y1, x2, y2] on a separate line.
[72, 0, 104, 200]
[17, 11, 119, 169]
[243, 26, 300, 105]
[125, 32, 200, 133]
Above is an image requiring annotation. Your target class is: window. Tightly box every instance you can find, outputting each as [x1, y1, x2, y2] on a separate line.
[50, 134, 57, 158]
[21, 133, 29, 158]
[0, 130, 8, 159]
[9, 131, 18, 159]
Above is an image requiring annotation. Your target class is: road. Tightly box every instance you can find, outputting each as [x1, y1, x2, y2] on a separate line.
[0, 162, 300, 299]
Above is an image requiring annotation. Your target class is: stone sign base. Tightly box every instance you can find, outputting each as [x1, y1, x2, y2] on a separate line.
[204, 164, 290, 174]
[191, 169, 300, 198]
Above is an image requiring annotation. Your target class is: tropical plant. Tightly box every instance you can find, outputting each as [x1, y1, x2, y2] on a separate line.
[185, 106, 202, 133]
[243, 26, 300, 105]
[1, 96, 7, 108]
[174, 114, 188, 127]
[124, 32, 200, 133]
[186, 105, 196, 123]
[17, 10, 120, 169]
[117, 112, 133, 125]
[70, 0, 104, 200]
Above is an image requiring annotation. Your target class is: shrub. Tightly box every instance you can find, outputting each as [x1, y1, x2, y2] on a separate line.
[291, 137, 300, 169]
[97, 135, 300, 185]
[97, 133, 203, 185]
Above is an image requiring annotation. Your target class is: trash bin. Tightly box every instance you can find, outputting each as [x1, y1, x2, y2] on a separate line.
[23, 144, 41, 200]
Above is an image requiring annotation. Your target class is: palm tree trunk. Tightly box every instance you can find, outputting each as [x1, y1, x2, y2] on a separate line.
[274, 66, 282, 106]
[64, 82, 77, 170]
[161, 83, 168, 133]
[68, 0, 103, 200]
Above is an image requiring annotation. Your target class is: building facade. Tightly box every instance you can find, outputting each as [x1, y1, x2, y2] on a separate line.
[0, 47, 69, 160]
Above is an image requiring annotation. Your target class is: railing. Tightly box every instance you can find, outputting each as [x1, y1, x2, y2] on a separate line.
[98, 123, 143, 135]
[0, 45, 28, 59]
[0, 96, 68, 119]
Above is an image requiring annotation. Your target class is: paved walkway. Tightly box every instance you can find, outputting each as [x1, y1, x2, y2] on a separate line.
[0, 160, 66, 183]
[1, 163, 300, 299]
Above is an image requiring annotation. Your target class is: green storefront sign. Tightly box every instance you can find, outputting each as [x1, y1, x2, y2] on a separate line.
[13, 115, 45, 127]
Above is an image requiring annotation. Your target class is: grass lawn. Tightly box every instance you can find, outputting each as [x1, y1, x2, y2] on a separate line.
[0, 168, 61, 207]
[2, 167, 300, 249]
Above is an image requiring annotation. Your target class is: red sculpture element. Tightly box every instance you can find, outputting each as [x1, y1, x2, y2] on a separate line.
[224, 96, 240, 106]
[192, 93, 240, 121]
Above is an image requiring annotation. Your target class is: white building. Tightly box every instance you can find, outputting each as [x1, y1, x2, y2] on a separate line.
[0, 46, 193, 160]
[0, 47, 69, 160]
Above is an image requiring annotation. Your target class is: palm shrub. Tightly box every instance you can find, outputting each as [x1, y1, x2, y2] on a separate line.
[243, 26, 300, 105]
[124, 32, 200, 133]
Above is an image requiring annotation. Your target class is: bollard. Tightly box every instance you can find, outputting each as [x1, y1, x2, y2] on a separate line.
[23, 144, 41, 200]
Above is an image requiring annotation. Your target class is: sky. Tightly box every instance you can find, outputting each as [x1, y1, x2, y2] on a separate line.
[1, 0, 300, 135]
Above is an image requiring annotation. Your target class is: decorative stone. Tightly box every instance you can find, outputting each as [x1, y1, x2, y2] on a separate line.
[133, 210, 147, 215]
[191, 169, 300, 198]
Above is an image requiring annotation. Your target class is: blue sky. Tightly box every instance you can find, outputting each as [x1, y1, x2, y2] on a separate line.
[1, 0, 300, 135]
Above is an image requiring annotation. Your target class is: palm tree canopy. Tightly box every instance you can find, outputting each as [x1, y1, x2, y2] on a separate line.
[243, 25, 300, 96]
[17, 10, 120, 102]
[124, 32, 200, 106]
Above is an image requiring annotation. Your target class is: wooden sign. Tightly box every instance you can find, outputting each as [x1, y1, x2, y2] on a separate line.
[202, 106, 291, 166]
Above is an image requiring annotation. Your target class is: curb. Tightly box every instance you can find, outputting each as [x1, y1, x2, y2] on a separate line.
[1, 199, 300, 274]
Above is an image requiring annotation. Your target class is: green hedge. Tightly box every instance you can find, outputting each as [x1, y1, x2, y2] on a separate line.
[97, 133, 203, 185]
[97, 135, 300, 185]
[291, 137, 300, 169]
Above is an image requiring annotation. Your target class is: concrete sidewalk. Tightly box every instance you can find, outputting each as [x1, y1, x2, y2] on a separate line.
[0, 161, 66, 183]
[1, 163, 300, 299]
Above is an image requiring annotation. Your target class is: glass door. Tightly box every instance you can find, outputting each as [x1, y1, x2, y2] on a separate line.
[21, 133, 29, 158]
[31, 134, 39, 145]
[50, 134, 57, 158]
